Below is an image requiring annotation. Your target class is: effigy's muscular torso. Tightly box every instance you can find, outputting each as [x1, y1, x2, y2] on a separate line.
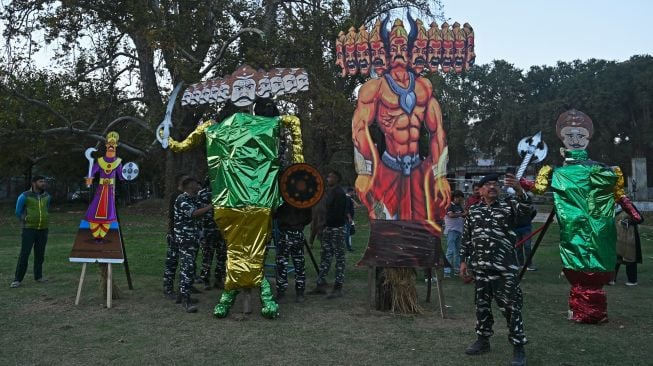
[375, 74, 431, 156]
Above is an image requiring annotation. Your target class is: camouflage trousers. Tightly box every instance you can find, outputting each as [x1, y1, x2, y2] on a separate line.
[199, 231, 227, 284]
[178, 241, 199, 296]
[473, 269, 527, 345]
[163, 235, 180, 293]
[316, 226, 346, 286]
[275, 229, 306, 293]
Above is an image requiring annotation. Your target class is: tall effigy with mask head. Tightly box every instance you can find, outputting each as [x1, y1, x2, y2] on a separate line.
[523, 109, 643, 323]
[336, 15, 475, 313]
[157, 65, 311, 319]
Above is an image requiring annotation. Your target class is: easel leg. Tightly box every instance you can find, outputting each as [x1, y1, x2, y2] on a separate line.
[107, 264, 113, 309]
[75, 263, 87, 305]
[434, 268, 446, 318]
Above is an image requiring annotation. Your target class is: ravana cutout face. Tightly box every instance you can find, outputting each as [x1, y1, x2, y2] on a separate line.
[210, 81, 221, 103]
[282, 72, 297, 94]
[256, 74, 272, 98]
[231, 77, 257, 106]
[218, 80, 231, 101]
[296, 70, 309, 91]
[181, 89, 193, 106]
[200, 83, 212, 104]
[270, 72, 285, 96]
[191, 87, 202, 105]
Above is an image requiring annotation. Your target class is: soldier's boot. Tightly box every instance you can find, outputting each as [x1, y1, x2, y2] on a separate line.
[163, 291, 176, 300]
[307, 283, 328, 295]
[214, 276, 224, 289]
[326, 284, 343, 299]
[203, 279, 212, 291]
[182, 295, 198, 313]
[176, 293, 199, 304]
[465, 336, 491, 355]
[510, 345, 526, 366]
[275, 289, 287, 304]
[295, 289, 305, 303]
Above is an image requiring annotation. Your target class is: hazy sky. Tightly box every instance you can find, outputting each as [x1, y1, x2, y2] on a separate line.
[440, 0, 653, 70]
[4, 1, 652, 71]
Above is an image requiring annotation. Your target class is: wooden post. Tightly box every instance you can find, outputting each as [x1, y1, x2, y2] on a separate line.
[367, 266, 375, 312]
[107, 264, 113, 309]
[75, 263, 87, 305]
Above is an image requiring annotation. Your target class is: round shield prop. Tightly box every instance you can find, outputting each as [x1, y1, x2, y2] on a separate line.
[122, 162, 140, 181]
[279, 163, 324, 208]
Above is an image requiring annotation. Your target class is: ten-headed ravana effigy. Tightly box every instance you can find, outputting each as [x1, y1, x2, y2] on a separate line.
[180, 65, 309, 107]
[522, 109, 643, 324]
[160, 65, 310, 319]
[338, 15, 474, 314]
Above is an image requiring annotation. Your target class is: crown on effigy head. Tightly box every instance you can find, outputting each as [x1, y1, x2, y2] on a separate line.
[389, 19, 408, 41]
[106, 131, 119, 146]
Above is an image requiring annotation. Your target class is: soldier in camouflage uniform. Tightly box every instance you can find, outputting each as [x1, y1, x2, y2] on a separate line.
[459, 173, 530, 366]
[309, 171, 348, 299]
[198, 184, 227, 290]
[171, 177, 213, 313]
[163, 174, 189, 300]
[274, 202, 312, 303]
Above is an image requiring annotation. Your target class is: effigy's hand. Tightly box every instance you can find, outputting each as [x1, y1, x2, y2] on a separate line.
[355, 175, 373, 196]
[85, 177, 93, 186]
[434, 176, 451, 213]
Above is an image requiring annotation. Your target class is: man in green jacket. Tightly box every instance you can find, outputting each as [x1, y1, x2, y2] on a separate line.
[11, 175, 51, 288]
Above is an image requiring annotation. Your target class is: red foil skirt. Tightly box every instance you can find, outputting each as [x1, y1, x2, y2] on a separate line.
[563, 269, 613, 324]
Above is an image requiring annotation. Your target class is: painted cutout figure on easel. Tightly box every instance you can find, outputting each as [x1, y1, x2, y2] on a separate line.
[70, 131, 139, 307]
[84, 131, 127, 241]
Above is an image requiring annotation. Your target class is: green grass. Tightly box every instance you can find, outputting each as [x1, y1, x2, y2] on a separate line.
[1, 201, 652, 366]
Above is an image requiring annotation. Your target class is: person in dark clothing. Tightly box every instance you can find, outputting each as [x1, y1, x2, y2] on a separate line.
[11, 175, 51, 288]
[198, 183, 227, 290]
[274, 202, 312, 303]
[460, 173, 531, 366]
[308, 170, 348, 298]
[612, 209, 643, 286]
[163, 173, 189, 299]
[345, 187, 357, 251]
[171, 177, 213, 313]
[466, 182, 482, 207]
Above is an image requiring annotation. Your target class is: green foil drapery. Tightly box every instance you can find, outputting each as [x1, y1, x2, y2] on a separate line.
[206, 113, 282, 209]
[551, 150, 618, 272]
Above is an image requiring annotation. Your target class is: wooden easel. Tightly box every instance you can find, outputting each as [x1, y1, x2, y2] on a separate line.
[70, 219, 132, 309]
[74, 262, 115, 308]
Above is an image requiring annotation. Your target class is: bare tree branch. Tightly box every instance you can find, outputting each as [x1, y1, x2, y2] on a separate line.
[198, 28, 264, 78]
[176, 45, 200, 64]
[102, 116, 153, 135]
[42, 127, 147, 156]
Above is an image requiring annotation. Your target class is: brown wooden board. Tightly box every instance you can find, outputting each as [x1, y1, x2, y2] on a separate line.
[69, 220, 124, 263]
[357, 220, 443, 268]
